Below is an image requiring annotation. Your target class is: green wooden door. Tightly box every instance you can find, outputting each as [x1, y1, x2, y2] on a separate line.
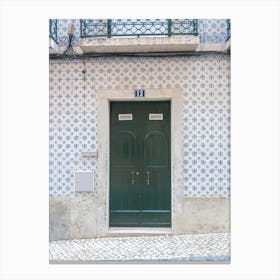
[110, 101, 171, 227]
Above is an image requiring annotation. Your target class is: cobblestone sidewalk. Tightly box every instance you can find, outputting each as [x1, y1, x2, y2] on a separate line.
[49, 232, 230, 263]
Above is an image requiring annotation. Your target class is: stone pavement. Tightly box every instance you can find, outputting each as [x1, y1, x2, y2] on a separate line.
[49, 232, 230, 263]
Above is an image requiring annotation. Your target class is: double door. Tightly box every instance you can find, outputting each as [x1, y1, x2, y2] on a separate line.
[109, 101, 171, 227]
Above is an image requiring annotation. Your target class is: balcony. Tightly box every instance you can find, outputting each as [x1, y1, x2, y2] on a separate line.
[49, 19, 58, 53]
[48, 19, 231, 56]
[80, 19, 198, 38]
[79, 19, 199, 54]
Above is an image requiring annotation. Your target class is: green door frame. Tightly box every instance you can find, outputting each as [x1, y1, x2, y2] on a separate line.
[109, 101, 171, 227]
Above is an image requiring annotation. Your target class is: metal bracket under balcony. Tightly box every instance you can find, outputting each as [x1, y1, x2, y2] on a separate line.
[49, 19, 59, 53]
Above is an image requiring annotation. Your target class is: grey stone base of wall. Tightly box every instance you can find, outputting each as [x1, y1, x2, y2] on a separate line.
[182, 197, 230, 234]
[49, 195, 230, 241]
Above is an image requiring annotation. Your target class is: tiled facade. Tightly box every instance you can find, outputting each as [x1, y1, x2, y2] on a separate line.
[55, 19, 229, 45]
[49, 54, 230, 198]
[198, 19, 229, 43]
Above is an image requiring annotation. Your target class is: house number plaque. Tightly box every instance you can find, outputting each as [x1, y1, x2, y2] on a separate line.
[135, 89, 145, 97]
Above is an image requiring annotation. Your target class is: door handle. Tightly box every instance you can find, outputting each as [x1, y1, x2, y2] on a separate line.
[131, 171, 139, 185]
[146, 171, 150, 185]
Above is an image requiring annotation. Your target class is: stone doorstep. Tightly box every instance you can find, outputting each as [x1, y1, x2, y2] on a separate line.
[107, 227, 173, 237]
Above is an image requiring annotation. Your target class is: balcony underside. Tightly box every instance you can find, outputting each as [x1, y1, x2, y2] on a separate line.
[80, 35, 199, 54]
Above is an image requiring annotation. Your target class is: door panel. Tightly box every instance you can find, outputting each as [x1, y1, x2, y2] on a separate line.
[113, 131, 137, 163]
[110, 102, 140, 226]
[141, 102, 171, 226]
[110, 101, 171, 227]
[144, 132, 168, 166]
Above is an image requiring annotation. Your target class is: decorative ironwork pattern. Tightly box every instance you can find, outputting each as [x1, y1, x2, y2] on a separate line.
[80, 19, 198, 38]
[80, 19, 107, 37]
[55, 19, 229, 45]
[49, 19, 58, 43]
[171, 19, 198, 35]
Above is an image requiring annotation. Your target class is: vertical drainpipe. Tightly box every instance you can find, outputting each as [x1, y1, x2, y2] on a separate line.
[167, 19, 172, 36]
[80, 19, 83, 37]
[107, 19, 112, 38]
[194, 19, 198, 35]
[227, 19, 231, 40]
[49, 19, 52, 38]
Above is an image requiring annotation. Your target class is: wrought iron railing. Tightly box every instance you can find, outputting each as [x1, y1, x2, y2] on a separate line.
[80, 19, 198, 38]
[49, 19, 58, 43]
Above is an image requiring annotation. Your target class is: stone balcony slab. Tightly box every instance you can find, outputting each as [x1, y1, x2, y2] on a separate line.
[80, 35, 199, 54]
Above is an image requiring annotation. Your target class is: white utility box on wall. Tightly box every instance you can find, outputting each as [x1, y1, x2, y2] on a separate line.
[75, 171, 94, 192]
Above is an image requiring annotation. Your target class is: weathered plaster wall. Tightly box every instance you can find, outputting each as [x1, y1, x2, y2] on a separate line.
[49, 197, 71, 241]
[49, 195, 230, 241]
[182, 197, 230, 234]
